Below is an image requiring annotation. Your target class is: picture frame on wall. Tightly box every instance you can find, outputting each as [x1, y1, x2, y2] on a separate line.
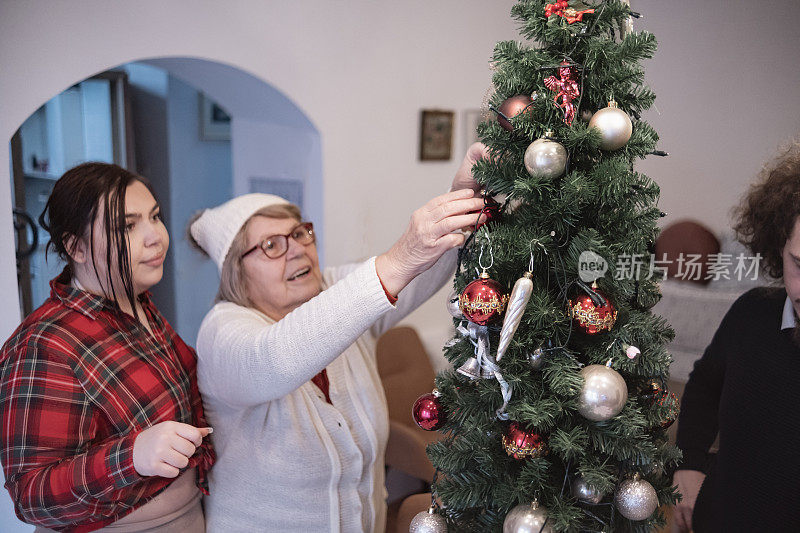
[199, 93, 231, 141]
[419, 110, 454, 161]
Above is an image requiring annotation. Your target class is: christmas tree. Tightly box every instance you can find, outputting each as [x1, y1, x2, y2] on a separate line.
[410, 1, 682, 531]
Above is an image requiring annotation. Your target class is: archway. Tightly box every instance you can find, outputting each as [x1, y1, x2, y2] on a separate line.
[6, 56, 323, 343]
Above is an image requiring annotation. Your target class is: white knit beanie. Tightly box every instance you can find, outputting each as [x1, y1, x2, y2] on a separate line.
[190, 193, 291, 272]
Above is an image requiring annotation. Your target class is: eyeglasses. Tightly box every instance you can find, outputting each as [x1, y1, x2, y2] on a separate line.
[241, 222, 315, 260]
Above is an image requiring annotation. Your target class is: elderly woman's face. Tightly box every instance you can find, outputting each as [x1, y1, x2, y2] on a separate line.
[241, 215, 323, 320]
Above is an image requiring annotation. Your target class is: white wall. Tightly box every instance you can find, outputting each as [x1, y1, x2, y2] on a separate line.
[1, 0, 799, 526]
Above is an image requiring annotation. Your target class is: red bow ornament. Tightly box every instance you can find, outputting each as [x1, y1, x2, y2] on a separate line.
[544, 61, 580, 125]
[545, 1, 595, 24]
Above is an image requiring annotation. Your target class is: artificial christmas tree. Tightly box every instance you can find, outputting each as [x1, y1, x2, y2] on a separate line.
[421, 1, 681, 531]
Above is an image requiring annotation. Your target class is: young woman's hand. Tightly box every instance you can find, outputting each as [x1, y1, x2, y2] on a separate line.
[133, 421, 212, 478]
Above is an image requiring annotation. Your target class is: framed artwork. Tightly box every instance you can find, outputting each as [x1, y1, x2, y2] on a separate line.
[419, 110, 454, 161]
[199, 93, 231, 141]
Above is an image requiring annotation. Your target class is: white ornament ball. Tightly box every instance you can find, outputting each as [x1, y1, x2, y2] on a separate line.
[571, 475, 604, 504]
[503, 502, 553, 533]
[409, 507, 448, 533]
[577, 364, 628, 422]
[588, 101, 632, 151]
[615, 477, 658, 521]
[524, 137, 567, 179]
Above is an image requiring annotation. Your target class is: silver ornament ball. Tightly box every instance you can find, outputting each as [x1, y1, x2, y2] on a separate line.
[503, 502, 553, 533]
[571, 475, 604, 504]
[528, 347, 545, 369]
[614, 477, 658, 521]
[524, 136, 567, 179]
[446, 291, 463, 319]
[588, 101, 632, 151]
[577, 363, 628, 422]
[409, 507, 448, 533]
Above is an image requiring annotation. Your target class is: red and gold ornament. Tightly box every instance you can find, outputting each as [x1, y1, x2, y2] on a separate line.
[638, 380, 679, 428]
[412, 389, 446, 431]
[497, 95, 533, 131]
[569, 285, 617, 334]
[545, 1, 595, 24]
[459, 271, 508, 325]
[502, 422, 548, 460]
[544, 61, 581, 125]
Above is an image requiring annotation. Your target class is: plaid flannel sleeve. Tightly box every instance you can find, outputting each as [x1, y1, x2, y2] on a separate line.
[1, 341, 144, 528]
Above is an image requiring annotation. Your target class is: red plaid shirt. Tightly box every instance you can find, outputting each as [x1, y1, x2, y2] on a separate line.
[0, 270, 215, 532]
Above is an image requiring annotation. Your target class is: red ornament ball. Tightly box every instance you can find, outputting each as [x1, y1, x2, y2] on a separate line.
[412, 391, 446, 431]
[497, 95, 533, 131]
[470, 195, 502, 230]
[568, 288, 617, 334]
[502, 422, 548, 460]
[459, 272, 508, 325]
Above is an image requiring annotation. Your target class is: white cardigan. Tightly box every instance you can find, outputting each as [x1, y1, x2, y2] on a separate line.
[196, 252, 456, 532]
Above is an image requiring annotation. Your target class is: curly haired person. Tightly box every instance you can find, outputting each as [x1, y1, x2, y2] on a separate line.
[673, 142, 800, 532]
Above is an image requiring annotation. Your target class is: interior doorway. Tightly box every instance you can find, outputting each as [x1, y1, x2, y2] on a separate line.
[9, 57, 322, 346]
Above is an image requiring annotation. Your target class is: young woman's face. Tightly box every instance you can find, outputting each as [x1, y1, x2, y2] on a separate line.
[240, 215, 323, 320]
[85, 180, 169, 297]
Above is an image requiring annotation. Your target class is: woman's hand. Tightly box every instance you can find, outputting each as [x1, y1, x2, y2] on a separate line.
[673, 469, 706, 532]
[450, 142, 489, 193]
[376, 189, 486, 297]
[133, 421, 212, 478]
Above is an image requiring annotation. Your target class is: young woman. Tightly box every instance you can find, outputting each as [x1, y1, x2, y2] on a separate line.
[0, 163, 215, 532]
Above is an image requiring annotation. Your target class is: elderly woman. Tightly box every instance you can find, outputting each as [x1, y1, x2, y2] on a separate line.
[188, 144, 487, 532]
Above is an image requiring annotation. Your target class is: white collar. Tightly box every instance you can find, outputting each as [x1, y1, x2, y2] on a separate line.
[781, 296, 797, 330]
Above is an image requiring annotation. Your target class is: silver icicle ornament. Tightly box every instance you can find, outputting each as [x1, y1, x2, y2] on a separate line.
[496, 271, 533, 361]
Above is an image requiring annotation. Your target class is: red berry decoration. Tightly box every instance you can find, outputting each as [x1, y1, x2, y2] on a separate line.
[459, 271, 509, 325]
[497, 95, 533, 131]
[501, 421, 548, 460]
[412, 390, 446, 431]
[568, 286, 617, 335]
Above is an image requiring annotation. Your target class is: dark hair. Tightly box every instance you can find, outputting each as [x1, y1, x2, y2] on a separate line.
[39, 162, 156, 317]
[733, 141, 800, 279]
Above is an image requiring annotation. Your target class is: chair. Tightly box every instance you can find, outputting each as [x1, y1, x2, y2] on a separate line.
[377, 326, 442, 483]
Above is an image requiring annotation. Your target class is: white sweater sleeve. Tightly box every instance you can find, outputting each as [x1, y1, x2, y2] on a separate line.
[369, 247, 458, 338]
[196, 257, 394, 408]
